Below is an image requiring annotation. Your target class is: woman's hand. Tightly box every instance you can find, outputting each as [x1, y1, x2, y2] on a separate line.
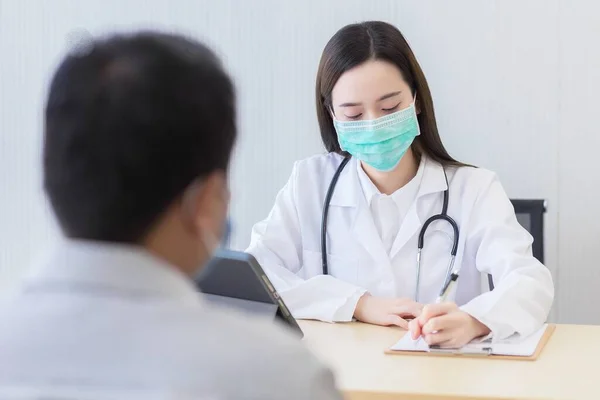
[353, 294, 423, 328]
[408, 302, 490, 348]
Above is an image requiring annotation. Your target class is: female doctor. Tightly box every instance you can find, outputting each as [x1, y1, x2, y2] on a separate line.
[247, 21, 553, 347]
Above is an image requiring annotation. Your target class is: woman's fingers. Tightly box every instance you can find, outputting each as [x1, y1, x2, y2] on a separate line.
[386, 314, 409, 329]
[422, 313, 462, 335]
[408, 318, 422, 339]
[391, 303, 423, 318]
[423, 319, 459, 345]
[419, 302, 457, 323]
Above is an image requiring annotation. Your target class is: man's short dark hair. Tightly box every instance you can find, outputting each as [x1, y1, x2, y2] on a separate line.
[44, 32, 236, 242]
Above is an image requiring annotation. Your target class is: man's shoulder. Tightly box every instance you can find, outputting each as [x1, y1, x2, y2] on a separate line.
[0, 296, 341, 399]
[195, 303, 309, 357]
[178, 303, 341, 398]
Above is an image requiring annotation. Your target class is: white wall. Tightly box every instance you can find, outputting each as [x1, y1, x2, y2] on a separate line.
[0, 0, 598, 323]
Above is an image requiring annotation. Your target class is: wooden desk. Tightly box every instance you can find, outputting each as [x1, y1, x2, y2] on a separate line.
[299, 320, 600, 400]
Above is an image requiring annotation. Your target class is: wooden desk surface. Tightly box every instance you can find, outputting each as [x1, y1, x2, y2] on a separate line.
[299, 320, 600, 400]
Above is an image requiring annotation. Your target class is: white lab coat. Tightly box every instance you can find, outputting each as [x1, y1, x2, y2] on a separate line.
[247, 153, 554, 339]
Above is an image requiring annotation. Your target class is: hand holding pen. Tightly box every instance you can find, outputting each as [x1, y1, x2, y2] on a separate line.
[408, 273, 491, 348]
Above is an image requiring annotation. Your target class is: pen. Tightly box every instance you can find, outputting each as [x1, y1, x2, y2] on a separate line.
[436, 272, 459, 303]
[413, 273, 459, 340]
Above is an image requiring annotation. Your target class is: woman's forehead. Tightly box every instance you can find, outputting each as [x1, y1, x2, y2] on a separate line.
[331, 60, 409, 105]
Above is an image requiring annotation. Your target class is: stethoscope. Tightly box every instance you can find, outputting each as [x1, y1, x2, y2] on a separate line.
[321, 156, 460, 302]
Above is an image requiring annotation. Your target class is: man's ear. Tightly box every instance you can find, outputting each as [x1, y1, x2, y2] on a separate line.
[193, 171, 228, 235]
[180, 171, 227, 236]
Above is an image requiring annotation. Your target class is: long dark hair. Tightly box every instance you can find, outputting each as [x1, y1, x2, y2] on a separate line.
[316, 21, 466, 167]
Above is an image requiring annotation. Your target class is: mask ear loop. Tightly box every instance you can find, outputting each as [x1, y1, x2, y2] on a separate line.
[411, 92, 422, 137]
[326, 98, 338, 122]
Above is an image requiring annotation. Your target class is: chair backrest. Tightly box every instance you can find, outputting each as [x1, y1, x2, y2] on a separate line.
[510, 199, 546, 264]
[488, 199, 546, 290]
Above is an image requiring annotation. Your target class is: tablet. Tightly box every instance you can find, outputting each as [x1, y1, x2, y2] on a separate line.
[195, 250, 303, 337]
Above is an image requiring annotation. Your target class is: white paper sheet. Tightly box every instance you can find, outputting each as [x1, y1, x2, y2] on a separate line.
[390, 324, 548, 357]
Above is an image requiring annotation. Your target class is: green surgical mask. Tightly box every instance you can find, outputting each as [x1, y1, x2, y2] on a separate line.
[333, 101, 420, 171]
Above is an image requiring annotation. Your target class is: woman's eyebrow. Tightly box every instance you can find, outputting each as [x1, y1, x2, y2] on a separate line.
[377, 91, 402, 102]
[338, 91, 402, 107]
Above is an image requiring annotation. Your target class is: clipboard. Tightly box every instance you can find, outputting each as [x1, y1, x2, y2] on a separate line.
[385, 324, 555, 361]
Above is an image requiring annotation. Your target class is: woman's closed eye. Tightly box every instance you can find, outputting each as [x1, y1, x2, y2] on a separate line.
[344, 113, 363, 120]
[342, 101, 401, 119]
[382, 102, 401, 112]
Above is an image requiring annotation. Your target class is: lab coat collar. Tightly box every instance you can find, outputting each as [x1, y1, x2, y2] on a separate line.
[388, 156, 450, 259]
[327, 156, 448, 268]
[356, 156, 426, 208]
[329, 156, 360, 207]
[356, 161, 380, 207]
[326, 154, 450, 266]
[24, 238, 202, 303]
[417, 156, 449, 198]
[329, 155, 448, 208]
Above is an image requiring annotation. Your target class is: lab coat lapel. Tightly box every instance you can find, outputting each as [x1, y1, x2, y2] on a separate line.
[389, 157, 449, 259]
[389, 204, 421, 260]
[351, 196, 391, 269]
[330, 158, 390, 269]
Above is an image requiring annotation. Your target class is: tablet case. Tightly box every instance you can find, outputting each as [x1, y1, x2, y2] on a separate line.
[196, 250, 303, 337]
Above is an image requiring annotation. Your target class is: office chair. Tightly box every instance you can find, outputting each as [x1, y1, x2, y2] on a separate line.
[488, 199, 546, 291]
